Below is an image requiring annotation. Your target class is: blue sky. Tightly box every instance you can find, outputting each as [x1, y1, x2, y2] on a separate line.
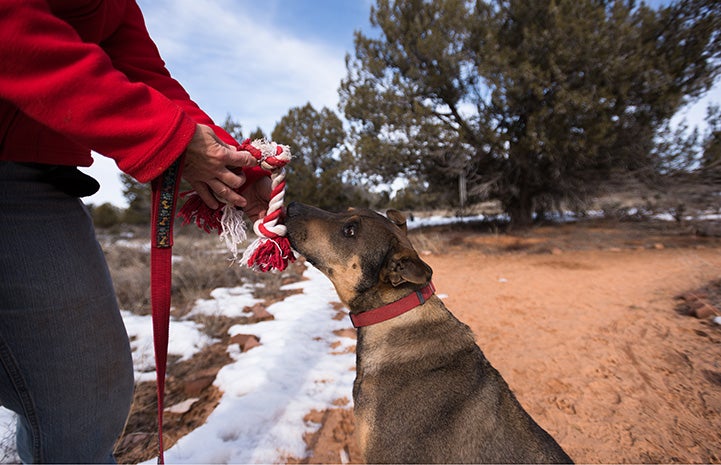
[83, 0, 719, 207]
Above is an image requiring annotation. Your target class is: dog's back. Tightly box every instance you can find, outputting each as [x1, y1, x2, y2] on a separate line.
[354, 298, 572, 464]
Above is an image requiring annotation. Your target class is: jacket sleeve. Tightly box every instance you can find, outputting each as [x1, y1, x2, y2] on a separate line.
[0, 0, 221, 182]
[101, 1, 241, 149]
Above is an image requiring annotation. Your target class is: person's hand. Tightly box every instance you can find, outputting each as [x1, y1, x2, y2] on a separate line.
[181, 124, 260, 209]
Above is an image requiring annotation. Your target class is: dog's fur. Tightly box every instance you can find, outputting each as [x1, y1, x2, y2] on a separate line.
[285, 202, 573, 464]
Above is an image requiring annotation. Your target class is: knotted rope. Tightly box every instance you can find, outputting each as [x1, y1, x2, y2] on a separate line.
[178, 138, 295, 272]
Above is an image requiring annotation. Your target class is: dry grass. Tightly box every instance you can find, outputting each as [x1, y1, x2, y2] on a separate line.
[102, 244, 150, 314]
[99, 224, 304, 317]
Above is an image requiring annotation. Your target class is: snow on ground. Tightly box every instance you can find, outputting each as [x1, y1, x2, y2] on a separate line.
[122, 310, 216, 383]
[0, 407, 18, 464]
[189, 284, 264, 318]
[406, 209, 721, 230]
[148, 265, 356, 464]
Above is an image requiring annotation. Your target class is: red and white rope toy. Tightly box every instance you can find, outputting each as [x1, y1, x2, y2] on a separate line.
[179, 138, 295, 272]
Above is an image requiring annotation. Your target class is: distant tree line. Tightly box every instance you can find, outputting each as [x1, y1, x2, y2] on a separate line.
[92, 0, 721, 229]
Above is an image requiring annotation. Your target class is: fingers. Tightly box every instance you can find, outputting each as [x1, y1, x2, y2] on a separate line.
[207, 179, 247, 208]
[239, 176, 272, 221]
[195, 145, 255, 190]
[191, 182, 220, 210]
[216, 169, 246, 191]
[181, 124, 261, 209]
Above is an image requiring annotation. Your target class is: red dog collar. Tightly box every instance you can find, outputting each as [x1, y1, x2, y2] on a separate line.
[350, 282, 436, 328]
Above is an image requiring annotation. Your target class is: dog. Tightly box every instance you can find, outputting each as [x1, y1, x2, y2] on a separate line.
[285, 202, 573, 464]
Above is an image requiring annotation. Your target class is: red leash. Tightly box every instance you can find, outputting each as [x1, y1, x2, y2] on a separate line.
[150, 158, 183, 464]
[148, 140, 292, 462]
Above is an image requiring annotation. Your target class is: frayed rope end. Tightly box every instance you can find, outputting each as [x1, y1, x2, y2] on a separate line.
[241, 236, 296, 272]
[178, 192, 223, 234]
[178, 193, 248, 259]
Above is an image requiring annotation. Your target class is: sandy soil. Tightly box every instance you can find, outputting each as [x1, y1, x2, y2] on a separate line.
[299, 220, 721, 464]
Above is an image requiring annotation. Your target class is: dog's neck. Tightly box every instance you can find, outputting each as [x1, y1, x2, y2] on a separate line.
[349, 282, 435, 327]
[348, 281, 428, 314]
[354, 295, 476, 374]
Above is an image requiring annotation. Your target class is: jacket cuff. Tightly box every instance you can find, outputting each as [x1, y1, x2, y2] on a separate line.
[122, 110, 196, 183]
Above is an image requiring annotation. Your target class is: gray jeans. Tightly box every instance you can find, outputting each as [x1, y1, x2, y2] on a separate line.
[0, 162, 134, 463]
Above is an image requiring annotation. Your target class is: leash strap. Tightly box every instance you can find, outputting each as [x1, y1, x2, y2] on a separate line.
[150, 158, 183, 464]
[350, 282, 436, 328]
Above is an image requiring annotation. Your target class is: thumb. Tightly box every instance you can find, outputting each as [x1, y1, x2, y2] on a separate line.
[223, 148, 260, 168]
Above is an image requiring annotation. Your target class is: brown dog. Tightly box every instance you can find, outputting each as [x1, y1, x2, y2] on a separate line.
[285, 202, 573, 464]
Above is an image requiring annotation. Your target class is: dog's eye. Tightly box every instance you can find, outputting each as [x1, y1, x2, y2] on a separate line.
[342, 223, 357, 238]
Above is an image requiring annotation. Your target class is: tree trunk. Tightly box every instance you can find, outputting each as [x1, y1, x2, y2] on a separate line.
[506, 190, 534, 230]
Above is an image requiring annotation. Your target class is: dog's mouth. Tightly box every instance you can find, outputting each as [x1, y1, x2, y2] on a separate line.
[284, 222, 314, 264]
[285, 225, 305, 250]
[285, 227, 331, 275]
[284, 202, 338, 276]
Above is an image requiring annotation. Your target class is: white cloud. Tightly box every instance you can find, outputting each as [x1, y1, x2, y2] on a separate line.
[140, 0, 346, 132]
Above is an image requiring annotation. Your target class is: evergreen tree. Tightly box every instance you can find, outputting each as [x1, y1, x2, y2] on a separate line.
[341, 0, 721, 227]
[701, 104, 721, 180]
[272, 103, 364, 209]
[120, 173, 150, 225]
[90, 202, 121, 228]
[248, 127, 267, 141]
[221, 113, 244, 141]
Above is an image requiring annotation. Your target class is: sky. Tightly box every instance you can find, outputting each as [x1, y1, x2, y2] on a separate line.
[82, 0, 720, 208]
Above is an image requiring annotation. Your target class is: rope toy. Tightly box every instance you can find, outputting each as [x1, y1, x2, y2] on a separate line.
[178, 138, 295, 272]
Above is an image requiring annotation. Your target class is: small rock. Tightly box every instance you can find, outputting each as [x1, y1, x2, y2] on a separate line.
[653, 243, 665, 250]
[333, 328, 357, 339]
[693, 303, 718, 319]
[183, 375, 215, 397]
[165, 397, 200, 415]
[230, 333, 261, 352]
[677, 292, 711, 306]
[551, 247, 563, 255]
[250, 304, 274, 322]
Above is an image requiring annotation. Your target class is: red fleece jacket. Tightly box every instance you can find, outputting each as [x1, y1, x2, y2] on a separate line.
[0, 0, 239, 183]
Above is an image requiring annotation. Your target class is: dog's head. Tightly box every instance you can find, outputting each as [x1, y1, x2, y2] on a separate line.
[285, 202, 432, 311]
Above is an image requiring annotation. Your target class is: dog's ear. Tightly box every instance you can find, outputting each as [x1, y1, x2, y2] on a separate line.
[386, 209, 407, 235]
[383, 247, 432, 287]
